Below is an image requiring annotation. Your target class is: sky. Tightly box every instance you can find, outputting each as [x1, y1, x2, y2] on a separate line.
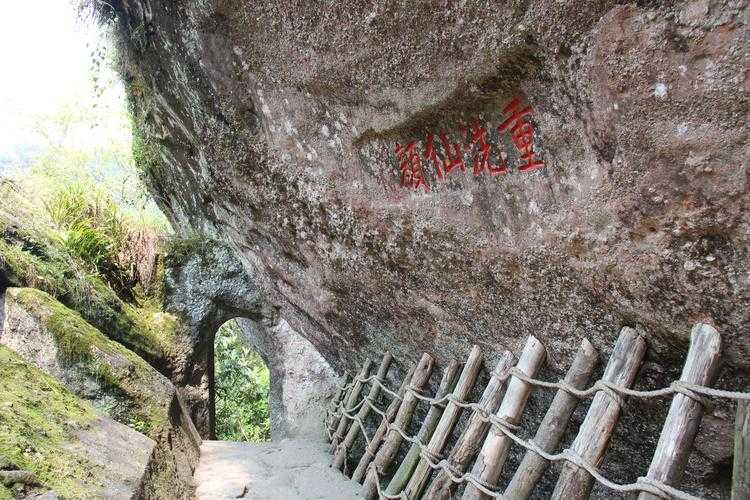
[0, 0, 127, 156]
[0, 1, 167, 226]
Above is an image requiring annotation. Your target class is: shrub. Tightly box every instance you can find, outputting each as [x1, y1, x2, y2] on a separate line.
[63, 221, 115, 272]
[41, 184, 162, 298]
[45, 184, 125, 285]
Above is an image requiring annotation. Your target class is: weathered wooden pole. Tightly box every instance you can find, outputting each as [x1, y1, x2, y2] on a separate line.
[326, 372, 351, 440]
[402, 345, 484, 499]
[423, 351, 515, 499]
[385, 359, 461, 496]
[333, 353, 394, 469]
[462, 336, 546, 500]
[503, 338, 598, 500]
[350, 363, 417, 482]
[330, 358, 373, 452]
[551, 327, 646, 500]
[639, 323, 721, 500]
[360, 353, 435, 498]
[733, 400, 750, 500]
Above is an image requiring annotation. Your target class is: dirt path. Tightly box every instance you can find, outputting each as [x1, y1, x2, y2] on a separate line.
[194, 439, 361, 499]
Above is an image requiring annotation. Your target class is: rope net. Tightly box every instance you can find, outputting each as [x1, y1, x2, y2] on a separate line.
[325, 363, 749, 500]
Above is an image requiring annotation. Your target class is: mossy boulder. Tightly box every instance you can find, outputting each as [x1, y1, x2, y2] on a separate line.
[1, 287, 172, 435]
[0, 235, 180, 368]
[0, 345, 154, 499]
[0, 182, 187, 370]
[0, 288, 200, 499]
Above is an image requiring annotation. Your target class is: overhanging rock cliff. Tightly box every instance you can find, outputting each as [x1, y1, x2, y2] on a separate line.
[106, 0, 747, 496]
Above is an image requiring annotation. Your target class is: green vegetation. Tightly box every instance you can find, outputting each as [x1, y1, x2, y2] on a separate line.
[10, 288, 171, 436]
[131, 125, 163, 178]
[215, 321, 271, 442]
[162, 235, 215, 267]
[0, 486, 12, 500]
[46, 184, 127, 291]
[0, 346, 103, 497]
[0, 181, 180, 365]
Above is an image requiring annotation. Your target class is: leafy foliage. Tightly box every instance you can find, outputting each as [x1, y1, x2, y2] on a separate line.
[45, 184, 129, 293]
[0, 182, 178, 367]
[215, 321, 270, 442]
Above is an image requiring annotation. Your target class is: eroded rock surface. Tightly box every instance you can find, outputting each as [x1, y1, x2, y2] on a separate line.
[0, 345, 153, 499]
[164, 239, 337, 439]
[108, 0, 748, 496]
[237, 317, 337, 440]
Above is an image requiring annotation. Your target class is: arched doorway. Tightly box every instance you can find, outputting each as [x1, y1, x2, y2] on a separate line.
[212, 319, 270, 442]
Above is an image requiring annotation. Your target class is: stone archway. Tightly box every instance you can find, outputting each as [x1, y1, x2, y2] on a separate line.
[162, 239, 338, 440]
[207, 317, 338, 441]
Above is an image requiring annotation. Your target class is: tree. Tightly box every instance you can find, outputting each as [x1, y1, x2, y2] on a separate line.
[214, 320, 270, 442]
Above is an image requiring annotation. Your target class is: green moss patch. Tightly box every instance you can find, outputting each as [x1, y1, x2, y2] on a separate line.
[0, 484, 13, 500]
[9, 288, 171, 436]
[0, 346, 103, 497]
[162, 236, 216, 268]
[1, 235, 167, 358]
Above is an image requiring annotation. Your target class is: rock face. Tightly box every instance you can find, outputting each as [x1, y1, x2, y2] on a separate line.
[163, 239, 267, 435]
[164, 240, 337, 439]
[109, 0, 747, 496]
[0, 345, 154, 499]
[0, 288, 201, 499]
[1, 288, 174, 430]
[237, 318, 337, 440]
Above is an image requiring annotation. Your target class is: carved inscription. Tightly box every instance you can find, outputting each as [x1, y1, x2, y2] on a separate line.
[393, 96, 544, 192]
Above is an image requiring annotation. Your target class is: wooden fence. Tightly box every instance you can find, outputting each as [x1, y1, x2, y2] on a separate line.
[324, 323, 750, 499]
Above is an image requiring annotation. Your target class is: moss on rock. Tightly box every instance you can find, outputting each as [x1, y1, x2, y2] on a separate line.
[0, 346, 102, 497]
[0, 234, 179, 364]
[6, 288, 173, 437]
[0, 183, 189, 369]
[0, 484, 13, 500]
[162, 236, 217, 268]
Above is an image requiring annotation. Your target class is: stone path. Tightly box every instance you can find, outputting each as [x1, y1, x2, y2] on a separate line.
[194, 439, 361, 499]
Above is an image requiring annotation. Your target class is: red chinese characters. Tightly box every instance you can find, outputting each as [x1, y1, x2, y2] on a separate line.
[467, 120, 508, 177]
[393, 96, 544, 192]
[395, 141, 430, 193]
[498, 97, 545, 172]
[423, 133, 445, 181]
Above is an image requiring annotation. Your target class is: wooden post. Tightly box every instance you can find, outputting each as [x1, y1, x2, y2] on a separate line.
[326, 372, 351, 440]
[333, 353, 394, 469]
[330, 358, 373, 453]
[423, 351, 515, 499]
[463, 336, 547, 500]
[360, 353, 435, 498]
[350, 363, 417, 482]
[401, 345, 484, 499]
[733, 400, 750, 500]
[639, 323, 721, 500]
[385, 360, 461, 496]
[504, 338, 598, 500]
[551, 327, 646, 500]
